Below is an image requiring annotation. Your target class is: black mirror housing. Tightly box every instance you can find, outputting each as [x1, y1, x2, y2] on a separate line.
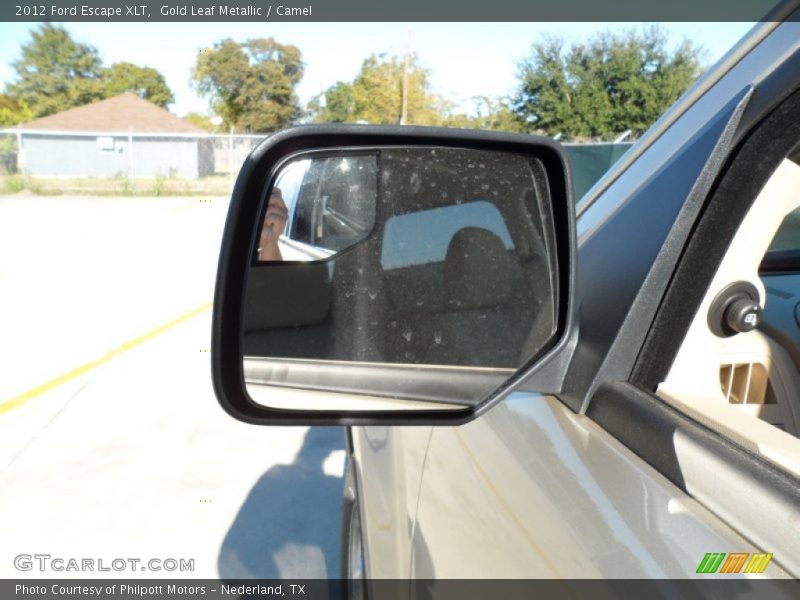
[212, 125, 576, 425]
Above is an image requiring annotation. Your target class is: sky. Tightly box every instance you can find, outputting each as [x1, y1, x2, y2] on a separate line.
[0, 22, 756, 118]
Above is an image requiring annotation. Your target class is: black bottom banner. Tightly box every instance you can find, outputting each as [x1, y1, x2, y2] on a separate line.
[3, 579, 800, 600]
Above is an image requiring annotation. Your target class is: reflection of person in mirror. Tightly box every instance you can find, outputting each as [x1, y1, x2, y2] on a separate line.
[258, 187, 288, 261]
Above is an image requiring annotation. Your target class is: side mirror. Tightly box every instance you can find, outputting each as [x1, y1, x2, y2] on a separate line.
[212, 125, 576, 425]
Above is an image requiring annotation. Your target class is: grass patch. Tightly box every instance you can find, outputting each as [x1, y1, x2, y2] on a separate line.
[0, 174, 25, 194]
[0, 174, 234, 196]
[152, 175, 166, 197]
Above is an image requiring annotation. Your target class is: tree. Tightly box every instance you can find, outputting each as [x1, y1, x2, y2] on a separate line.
[182, 112, 216, 131]
[101, 62, 174, 108]
[309, 53, 449, 126]
[192, 37, 304, 132]
[443, 96, 524, 132]
[512, 26, 703, 140]
[6, 24, 104, 117]
[5, 24, 175, 118]
[306, 82, 356, 123]
[0, 94, 33, 126]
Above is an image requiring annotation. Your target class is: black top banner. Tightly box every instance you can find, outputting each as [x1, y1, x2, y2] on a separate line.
[2, 0, 799, 22]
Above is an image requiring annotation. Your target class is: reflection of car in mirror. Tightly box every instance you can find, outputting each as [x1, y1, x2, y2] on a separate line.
[242, 144, 565, 412]
[263, 154, 378, 261]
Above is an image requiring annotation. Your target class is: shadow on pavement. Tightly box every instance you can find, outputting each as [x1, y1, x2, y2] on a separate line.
[218, 427, 345, 578]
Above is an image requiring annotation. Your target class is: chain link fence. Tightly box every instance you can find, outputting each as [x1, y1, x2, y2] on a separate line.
[0, 130, 17, 175]
[0, 128, 631, 199]
[0, 128, 267, 195]
[210, 132, 264, 175]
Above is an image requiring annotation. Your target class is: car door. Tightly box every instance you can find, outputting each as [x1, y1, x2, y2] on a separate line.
[350, 18, 800, 579]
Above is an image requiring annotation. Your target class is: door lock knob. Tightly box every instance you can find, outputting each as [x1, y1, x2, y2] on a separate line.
[707, 281, 762, 338]
[724, 297, 762, 333]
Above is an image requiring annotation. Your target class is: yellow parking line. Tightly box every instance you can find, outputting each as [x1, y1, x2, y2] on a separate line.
[0, 302, 213, 416]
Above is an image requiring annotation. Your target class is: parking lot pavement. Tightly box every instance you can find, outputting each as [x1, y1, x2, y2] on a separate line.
[0, 195, 344, 578]
[0, 195, 226, 402]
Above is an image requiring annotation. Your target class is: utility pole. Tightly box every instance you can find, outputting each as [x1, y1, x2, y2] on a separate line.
[319, 80, 327, 109]
[399, 29, 411, 125]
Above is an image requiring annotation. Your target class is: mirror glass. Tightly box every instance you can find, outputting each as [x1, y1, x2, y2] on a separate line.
[243, 146, 560, 411]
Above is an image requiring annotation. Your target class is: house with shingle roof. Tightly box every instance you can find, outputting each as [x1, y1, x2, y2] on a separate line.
[13, 93, 214, 178]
